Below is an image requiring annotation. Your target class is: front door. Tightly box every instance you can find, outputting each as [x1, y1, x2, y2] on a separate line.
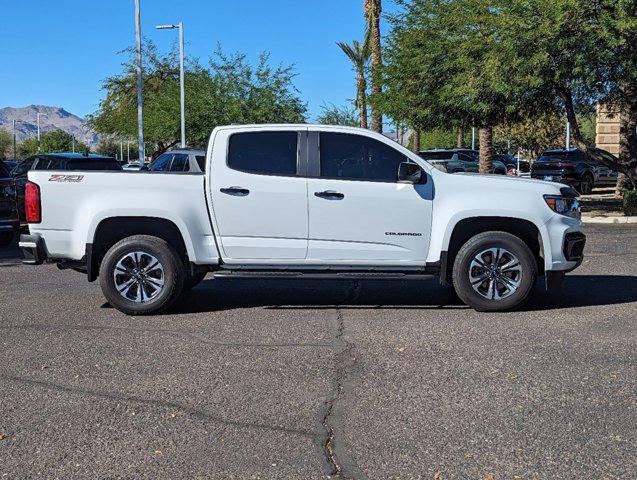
[306, 131, 433, 265]
[209, 129, 308, 261]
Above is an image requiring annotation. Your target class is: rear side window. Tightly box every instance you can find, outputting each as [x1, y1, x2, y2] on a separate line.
[195, 155, 206, 171]
[319, 132, 407, 182]
[228, 132, 299, 176]
[33, 157, 62, 170]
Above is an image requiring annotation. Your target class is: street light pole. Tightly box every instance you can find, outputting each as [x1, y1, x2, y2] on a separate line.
[156, 22, 186, 148]
[12, 120, 17, 162]
[37, 113, 46, 151]
[135, 0, 145, 163]
[566, 121, 571, 149]
[471, 127, 476, 150]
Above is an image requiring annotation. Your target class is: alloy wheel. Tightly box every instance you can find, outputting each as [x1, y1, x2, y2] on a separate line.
[469, 247, 522, 300]
[113, 251, 165, 303]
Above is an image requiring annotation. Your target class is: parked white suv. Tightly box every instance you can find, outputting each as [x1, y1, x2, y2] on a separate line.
[20, 125, 585, 315]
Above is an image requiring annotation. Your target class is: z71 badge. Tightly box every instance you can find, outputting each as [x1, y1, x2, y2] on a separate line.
[49, 174, 84, 183]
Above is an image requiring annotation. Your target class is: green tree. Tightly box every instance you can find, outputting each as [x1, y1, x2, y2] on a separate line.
[18, 130, 88, 158]
[337, 35, 371, 128]
[316, 103, 359, 127]
[0, 129, 11, 160]
[484, 0, 636, 186]
[88, 42, 307, 159]
[95, 137, 139, 161]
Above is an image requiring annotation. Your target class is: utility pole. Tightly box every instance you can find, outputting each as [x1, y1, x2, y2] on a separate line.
[156, 21, 186, 148]
[135, 0, 146, 163]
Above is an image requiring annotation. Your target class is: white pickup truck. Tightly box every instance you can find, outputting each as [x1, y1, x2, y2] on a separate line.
[20, 124, 586, 315]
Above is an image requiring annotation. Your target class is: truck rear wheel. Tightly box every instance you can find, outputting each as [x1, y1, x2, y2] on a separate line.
[452, 231, 537, 312]
[99, 235, 185, 315]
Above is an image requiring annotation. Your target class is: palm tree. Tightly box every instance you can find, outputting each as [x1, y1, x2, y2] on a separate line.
[364, 0, 383, 133]
[337, 37, 371, 128]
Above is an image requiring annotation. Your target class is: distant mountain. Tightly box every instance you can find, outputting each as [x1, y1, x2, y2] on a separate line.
[0, 105, 99, 147]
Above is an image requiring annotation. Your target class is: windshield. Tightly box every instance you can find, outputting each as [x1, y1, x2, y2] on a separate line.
[0, 162, 10, 178]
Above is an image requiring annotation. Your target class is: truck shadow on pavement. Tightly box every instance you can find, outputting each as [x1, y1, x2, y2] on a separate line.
[172, 274, 637, 314]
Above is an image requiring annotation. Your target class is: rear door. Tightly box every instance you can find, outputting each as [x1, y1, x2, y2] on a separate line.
[306, 130, 433, 264]
[209, 128, 309, 261]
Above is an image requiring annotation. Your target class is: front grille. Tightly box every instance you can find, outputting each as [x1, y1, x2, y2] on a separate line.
[563, 232, 586, 261]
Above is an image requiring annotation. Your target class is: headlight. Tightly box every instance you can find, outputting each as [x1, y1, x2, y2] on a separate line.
[544, 195, 581, 218]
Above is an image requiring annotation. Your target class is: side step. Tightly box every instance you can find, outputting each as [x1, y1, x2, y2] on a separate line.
[212, 270, 437, 281]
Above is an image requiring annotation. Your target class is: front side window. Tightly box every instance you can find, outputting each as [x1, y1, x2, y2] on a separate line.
[169, 154, 190, 172]
[319, 132, 407, 182]
[228, 131, 299, 176]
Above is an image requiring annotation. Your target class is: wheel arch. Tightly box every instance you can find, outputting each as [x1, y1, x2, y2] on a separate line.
[88, 216, 190, 282]
[440, 216, 544, 285]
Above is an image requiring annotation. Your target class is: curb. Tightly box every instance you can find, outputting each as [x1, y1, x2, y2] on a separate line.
[582, 216, 637, 224]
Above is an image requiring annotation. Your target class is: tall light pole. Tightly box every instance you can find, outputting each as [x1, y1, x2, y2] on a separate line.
[471, 127, 476, 150]
[566, 121, 571, 149]
[36, 113, 46, 151]
[12, 120, 17, 161]
[156, 22, 186, 148]
[135, 0, 145, 163]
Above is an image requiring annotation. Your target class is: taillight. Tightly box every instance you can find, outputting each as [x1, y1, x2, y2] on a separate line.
[25, 181, 41, 223]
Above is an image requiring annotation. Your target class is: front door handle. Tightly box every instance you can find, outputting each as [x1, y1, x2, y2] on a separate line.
[220, 186, 250, 196]
[314, 190, 344, 200]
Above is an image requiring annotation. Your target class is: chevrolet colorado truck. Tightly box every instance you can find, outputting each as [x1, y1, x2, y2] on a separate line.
[19, 125, 586, 315]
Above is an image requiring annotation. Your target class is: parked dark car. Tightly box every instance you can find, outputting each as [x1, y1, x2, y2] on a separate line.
[419, 149, 507, 175]
[148, 149, 207, 173]
[531, 148, 619, 194]
[3, 160, 17, 171]
[0, 161, 19, 246]
[12, 153, 121, 222]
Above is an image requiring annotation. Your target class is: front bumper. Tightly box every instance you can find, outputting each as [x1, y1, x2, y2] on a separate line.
[19, 234, 47, 265]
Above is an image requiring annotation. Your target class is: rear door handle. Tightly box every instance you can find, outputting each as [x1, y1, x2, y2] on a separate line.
[220, 186, 250, 196]
[314, 190, 344, 200]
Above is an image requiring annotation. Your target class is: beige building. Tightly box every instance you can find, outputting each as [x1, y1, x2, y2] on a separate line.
[596, 104, 621, 155]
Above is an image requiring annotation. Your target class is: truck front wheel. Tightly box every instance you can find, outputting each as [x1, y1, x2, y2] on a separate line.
[99, 235, 185, 315]
[452, 231, 537, 312]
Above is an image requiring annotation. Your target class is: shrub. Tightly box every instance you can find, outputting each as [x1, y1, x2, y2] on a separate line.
[623, 189, 637, 216]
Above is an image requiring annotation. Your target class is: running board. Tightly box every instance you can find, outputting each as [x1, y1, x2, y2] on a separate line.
[212, 270, 437, 281]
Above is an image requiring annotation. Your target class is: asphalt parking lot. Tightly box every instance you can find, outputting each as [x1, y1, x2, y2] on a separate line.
[1, 224, 635, 479]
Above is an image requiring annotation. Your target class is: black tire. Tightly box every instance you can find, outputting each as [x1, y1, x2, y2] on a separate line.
[183, 271, 207, 290]
[578, 174, 594, 195]
[452, 231, 537, 312]
[0, 231, 13, 247]
[99, 235, 185, 315]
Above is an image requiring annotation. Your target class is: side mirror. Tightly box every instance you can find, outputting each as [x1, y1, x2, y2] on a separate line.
[398, 162, 425, 184]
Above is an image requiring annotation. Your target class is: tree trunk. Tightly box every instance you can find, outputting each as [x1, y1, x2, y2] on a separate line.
[412, 128, 420, 153]
[366, 0, 383, 134]
[457, 127, 464, 148]
[559, 87, 637, 189]
[358, 75, 368, 129]
[617, 89, 637, 193]
[478, 127, 493, 174]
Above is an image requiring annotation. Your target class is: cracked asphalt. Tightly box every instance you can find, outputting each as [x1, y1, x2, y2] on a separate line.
[1, 224, 636, 479]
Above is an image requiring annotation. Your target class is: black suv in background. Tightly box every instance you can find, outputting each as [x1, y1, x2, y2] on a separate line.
[531, 148, 619, 194]
[418, 149, 507, 174]
[11, 153, 121, 222]
[0, 161, 19, 246]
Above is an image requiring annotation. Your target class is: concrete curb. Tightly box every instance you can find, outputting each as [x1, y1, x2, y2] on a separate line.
[582, 216, 637, 224]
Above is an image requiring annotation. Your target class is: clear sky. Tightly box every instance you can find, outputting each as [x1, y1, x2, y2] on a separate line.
[0, 0, 397, 122]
